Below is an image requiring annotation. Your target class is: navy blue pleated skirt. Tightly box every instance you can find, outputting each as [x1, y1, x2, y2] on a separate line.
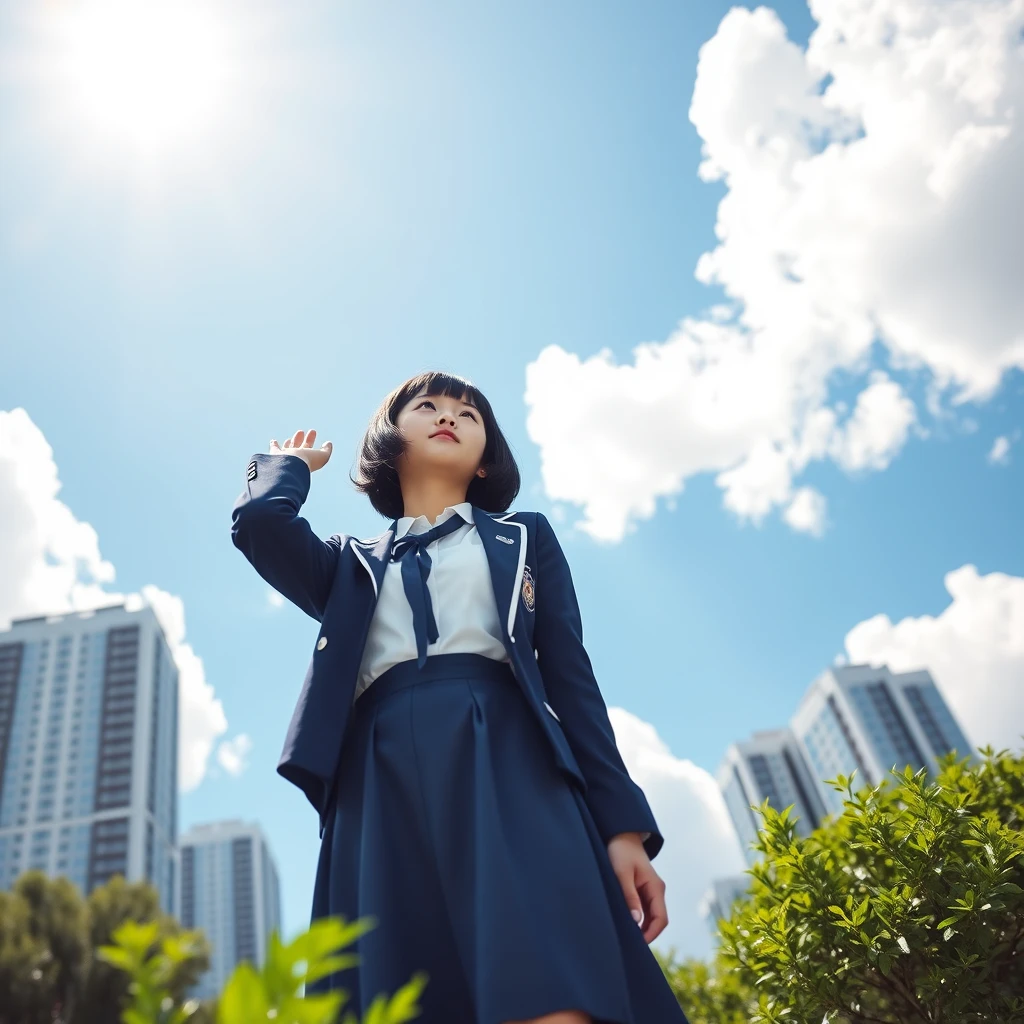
[306, 653, 689, 1024]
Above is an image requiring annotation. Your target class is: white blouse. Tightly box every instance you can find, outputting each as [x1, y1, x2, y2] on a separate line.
[353, 502, 509, 702]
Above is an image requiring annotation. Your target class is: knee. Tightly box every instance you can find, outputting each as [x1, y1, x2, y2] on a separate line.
[502, 1013, 591, 1024]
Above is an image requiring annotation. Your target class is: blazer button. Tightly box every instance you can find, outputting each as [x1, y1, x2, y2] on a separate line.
[317, 637, 328, 650]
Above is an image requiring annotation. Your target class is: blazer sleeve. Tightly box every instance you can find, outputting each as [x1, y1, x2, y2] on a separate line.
[532, 511, 664, 861]
[230, 452, 344, 622]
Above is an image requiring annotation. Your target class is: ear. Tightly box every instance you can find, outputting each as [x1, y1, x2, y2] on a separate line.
[476, 466, 487, 479]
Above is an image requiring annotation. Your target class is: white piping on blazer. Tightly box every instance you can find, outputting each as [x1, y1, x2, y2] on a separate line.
[490, 510, 527, 642]
[349, 531, 389, 599]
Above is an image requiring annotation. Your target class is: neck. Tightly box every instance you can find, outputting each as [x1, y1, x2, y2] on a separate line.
[399, 476, 470, 525]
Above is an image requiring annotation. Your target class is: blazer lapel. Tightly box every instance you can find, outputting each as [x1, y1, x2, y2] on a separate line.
[349, 524, 396, 599]
[473, 506, 527, 641]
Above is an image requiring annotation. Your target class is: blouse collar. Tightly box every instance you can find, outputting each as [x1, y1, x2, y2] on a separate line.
[395, 501, 474, 540]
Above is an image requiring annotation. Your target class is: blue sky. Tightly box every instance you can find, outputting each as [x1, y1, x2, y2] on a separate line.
[1, 0, 1021, 960]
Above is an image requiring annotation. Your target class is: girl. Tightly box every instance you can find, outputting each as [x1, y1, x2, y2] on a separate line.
[231, 371, 690, 1024]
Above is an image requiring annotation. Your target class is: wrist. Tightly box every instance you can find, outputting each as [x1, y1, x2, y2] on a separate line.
[609, 831, 648, 845]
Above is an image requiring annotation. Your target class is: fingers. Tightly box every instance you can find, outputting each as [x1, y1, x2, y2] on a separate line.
[636, 868, 668, 943]
[269, 431, 331, 461]
[282, 429, 320, 449]
[615, 864, 644, 932]
[278, 429, 308, 450]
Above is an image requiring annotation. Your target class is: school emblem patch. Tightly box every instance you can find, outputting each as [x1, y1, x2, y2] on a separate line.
[521, 565, 536, 612]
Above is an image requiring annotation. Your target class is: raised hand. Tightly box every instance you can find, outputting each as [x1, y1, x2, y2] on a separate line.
[269, 428, 334, 473]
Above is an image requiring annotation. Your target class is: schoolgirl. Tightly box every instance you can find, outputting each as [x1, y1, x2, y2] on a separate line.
[230, 371, 691, 1024]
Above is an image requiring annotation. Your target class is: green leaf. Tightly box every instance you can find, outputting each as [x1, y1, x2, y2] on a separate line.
[302, 952, 361, 986]
[217, 962, 269, 1024]
[286, 916, 376, 967]
[96, 945, 136, 971]
[852, 896, 870, 926]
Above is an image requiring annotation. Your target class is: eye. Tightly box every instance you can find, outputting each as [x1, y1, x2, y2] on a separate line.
[416, 398, 475, 420]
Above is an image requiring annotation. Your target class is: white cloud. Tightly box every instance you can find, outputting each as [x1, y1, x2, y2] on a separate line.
[217, 733, 254, 776]
[0, 408, 116, 618]
[0, 407, 229, 792]
[267, 588, 285, 608]
[844, 565, 1024, 754]
[829, 371, 917, 473]
[608, 707, 747, 959]
[988, 435, 1011, 464]
[525, 0, 1024, 541]
[783, 486, 828, 536]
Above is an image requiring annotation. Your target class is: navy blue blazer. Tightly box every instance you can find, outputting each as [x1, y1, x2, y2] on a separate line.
[230, 452, 663, 860]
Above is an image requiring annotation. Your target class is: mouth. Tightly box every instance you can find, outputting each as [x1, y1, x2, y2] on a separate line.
[429, 430, 459, 442]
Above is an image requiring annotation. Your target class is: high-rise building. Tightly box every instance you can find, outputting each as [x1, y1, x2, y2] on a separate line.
[180, 819, 282, 1001]
[698, 873, 751, 938]
[791, 663, 974, 817]
[716, 727, 828, 865]
[0, 603, 179, 912]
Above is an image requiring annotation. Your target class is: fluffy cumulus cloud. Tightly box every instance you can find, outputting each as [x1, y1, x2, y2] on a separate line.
[608, 707, 747, 958]
[525, 0, 1024, 541]
[0, 407, 242, 791]
[844, 564, 1024, 754]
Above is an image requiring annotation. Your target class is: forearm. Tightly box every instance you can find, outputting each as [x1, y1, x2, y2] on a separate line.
[230, 453, 342, 621]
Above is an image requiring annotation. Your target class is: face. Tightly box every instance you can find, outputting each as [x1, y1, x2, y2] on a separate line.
[393, 385, 488, 485]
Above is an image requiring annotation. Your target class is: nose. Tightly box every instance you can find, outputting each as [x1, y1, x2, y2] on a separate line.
[435, 410, 456, 427]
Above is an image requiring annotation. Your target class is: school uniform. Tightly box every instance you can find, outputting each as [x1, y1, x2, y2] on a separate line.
[231, 452, 691, 1024]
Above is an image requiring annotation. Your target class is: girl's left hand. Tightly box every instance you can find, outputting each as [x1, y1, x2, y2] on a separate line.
[606, 833, 668, 944]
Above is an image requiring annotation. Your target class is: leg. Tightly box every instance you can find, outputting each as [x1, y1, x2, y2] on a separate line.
[503, 1014, 592, 1024]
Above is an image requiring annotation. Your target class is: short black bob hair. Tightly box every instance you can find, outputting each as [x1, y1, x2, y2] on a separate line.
[350, 371, 521, 521]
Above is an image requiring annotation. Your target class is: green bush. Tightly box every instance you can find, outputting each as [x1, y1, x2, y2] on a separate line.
[0, 872, 210, 1024]
[661, 744, 1024, 1024]
[0, 869, 424, 1023]
[97, 914, 427, 1024]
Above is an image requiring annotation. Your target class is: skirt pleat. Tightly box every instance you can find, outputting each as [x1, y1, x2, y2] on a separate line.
[306, 652, 688, 1024]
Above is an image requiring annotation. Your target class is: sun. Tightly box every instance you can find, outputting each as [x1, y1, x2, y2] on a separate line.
[43, 0, 241, 161]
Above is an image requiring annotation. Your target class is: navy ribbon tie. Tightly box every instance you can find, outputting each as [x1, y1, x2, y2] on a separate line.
[390, 513, 466, 668]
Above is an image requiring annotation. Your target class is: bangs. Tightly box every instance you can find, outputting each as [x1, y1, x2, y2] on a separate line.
[392, 371, 482, 413]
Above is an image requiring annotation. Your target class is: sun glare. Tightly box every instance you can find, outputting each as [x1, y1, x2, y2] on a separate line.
[47, 0, 239, 159]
